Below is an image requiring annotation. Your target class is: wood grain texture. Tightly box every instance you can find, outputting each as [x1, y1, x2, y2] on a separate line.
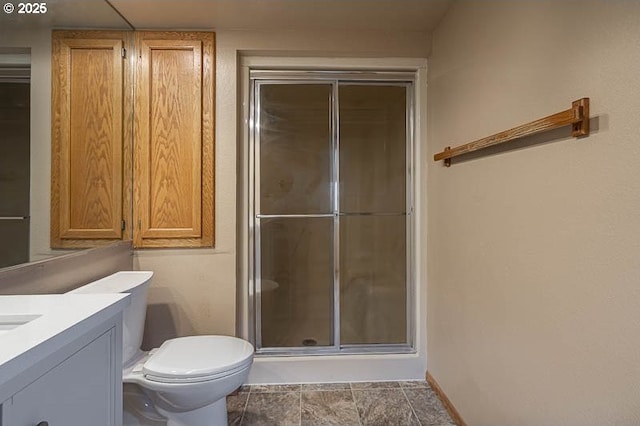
[67, 44, 120, 235]
[51, 31, 133, 248]
[433, 98, 590, 164]
[425, 372, 467, 426]
[133, 31, 215, 248]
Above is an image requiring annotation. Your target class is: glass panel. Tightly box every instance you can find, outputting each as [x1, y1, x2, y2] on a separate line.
[339, 85, 406, 213]
[260, 217, 334, 347]
[0, 83, 30, 216]
[0, 219, 29, 268]
[259, 84, 332, 215]
[340, 215, 406, 345]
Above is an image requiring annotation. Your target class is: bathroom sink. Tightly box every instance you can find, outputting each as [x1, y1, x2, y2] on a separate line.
[0, 314, 41, 334]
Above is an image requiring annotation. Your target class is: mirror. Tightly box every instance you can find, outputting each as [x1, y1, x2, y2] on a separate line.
[0, 0, 133, 269]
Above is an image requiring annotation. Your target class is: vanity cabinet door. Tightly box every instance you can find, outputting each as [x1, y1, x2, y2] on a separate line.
[133, 31, 215, 248]
[51, 30, 133, 248]
[2, 330, 119, 426]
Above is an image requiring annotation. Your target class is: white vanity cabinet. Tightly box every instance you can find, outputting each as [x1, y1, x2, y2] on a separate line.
[3, 330, 116, 426]
[0, 294, 129, 426]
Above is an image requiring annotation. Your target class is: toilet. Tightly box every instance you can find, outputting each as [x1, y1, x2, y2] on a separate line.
[68, 271, 254, 426]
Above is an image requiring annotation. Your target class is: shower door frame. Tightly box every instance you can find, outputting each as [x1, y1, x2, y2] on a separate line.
[249, 70, 416, 356]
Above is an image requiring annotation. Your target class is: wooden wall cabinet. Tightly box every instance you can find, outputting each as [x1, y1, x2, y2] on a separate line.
[133, 32, 215, 248]
[51, 31, 133, 248]
[51, 31, 215, 249]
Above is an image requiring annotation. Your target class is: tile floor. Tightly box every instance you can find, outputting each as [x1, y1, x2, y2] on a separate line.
[227, 381, 456, 426]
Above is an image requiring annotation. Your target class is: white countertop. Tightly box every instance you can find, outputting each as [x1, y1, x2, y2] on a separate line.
[0, 294, 129, 400]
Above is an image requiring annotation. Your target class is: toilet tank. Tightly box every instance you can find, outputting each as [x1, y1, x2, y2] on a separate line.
[68, 271, 153, 366]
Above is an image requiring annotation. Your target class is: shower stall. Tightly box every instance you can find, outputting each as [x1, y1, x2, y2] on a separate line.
[249, 71, 415, 355]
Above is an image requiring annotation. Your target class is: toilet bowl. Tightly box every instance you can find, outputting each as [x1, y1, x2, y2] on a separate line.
[69, 271, 254, 426]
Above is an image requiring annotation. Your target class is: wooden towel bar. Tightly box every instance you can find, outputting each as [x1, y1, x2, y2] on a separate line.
[434, 98, 590, 167]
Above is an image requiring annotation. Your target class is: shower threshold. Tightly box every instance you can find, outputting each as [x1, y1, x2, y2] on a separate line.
[248, 351, 424, 384]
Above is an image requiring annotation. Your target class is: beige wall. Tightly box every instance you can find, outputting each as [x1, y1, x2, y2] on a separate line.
[427, 1, 640, 425]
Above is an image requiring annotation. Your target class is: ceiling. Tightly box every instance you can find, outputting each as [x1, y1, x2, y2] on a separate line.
[0, 0, 452, 32]
[111, 0, 452, 32]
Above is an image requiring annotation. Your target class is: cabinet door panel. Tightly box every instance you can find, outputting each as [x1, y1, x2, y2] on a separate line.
[3, 330, 116, 426]
[134, 32, 214, 248]
[51, 31, 132, 248]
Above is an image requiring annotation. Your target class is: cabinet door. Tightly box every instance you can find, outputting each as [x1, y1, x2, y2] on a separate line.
[51, 31, 133, 248]
[133, 31, 215, 248]
[3, 330, 118, 426]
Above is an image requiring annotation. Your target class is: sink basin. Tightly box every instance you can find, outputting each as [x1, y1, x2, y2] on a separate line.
[0, 314, 41, 334]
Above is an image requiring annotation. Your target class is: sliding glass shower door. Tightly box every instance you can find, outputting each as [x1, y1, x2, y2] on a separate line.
[251, 72, 414, 354]
[257, 83, 335, 349]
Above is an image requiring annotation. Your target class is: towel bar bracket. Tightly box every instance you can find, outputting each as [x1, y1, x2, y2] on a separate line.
[571, 98, 589, 137]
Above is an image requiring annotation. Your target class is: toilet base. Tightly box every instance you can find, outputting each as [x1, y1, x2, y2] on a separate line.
[157, 397, 228, 426]
[123, 383, 167, 426]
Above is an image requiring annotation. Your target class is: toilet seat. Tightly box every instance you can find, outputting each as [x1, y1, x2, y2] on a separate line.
[141, 336, 254, 384]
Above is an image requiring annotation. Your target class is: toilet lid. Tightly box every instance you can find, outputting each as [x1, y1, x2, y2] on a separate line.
[143, 336, 254, 382]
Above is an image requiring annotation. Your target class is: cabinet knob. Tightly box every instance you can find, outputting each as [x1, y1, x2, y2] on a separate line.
[36, 422, 49, 426]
